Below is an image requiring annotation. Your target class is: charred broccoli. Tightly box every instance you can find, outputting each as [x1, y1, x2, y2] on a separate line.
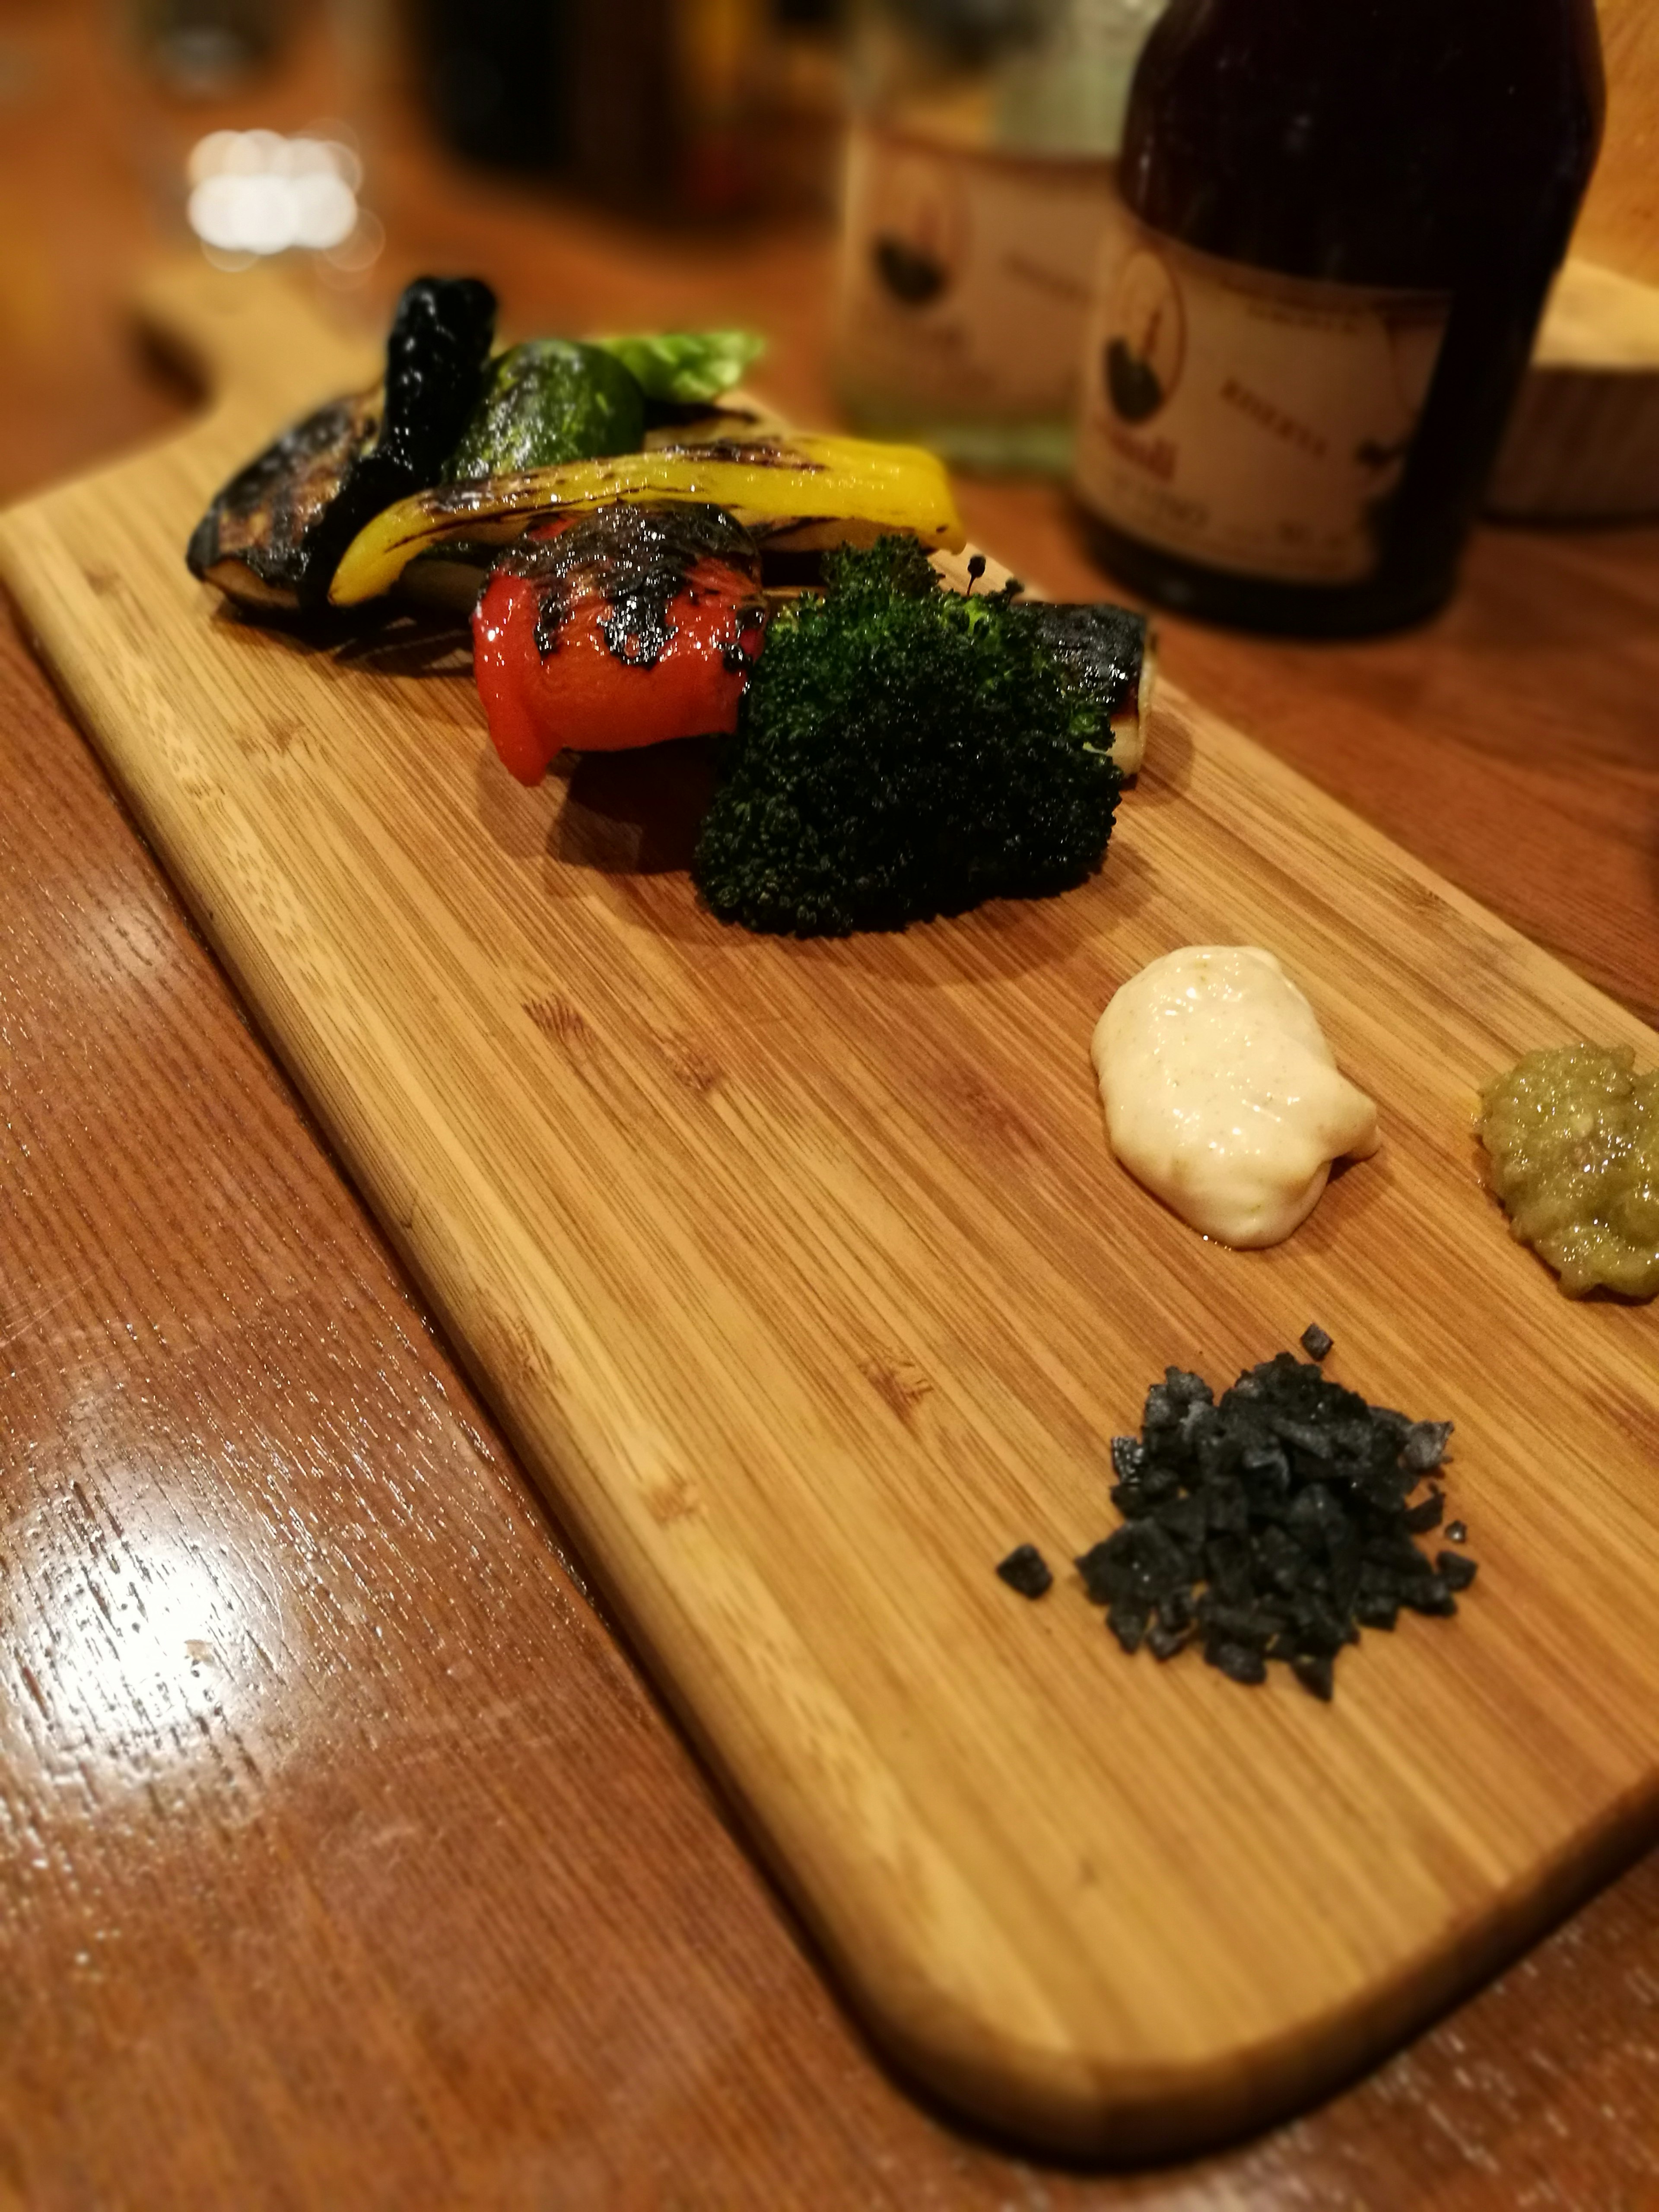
[691, 539, 1122, 937]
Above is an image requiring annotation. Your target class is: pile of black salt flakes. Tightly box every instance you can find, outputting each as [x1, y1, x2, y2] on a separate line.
[995, 1328, 1477, 1701]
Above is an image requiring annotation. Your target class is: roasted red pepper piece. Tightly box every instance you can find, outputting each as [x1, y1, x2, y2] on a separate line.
[471, 502, 767, 784]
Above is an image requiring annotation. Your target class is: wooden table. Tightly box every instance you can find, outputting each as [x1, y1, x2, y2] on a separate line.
[3, 8, 1658, 2205]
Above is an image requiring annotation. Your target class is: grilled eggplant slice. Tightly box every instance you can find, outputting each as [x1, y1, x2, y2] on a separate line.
[187, 274, 497, 616]
[1016, 603, 1157, 775]
[184, 388, 381, 614]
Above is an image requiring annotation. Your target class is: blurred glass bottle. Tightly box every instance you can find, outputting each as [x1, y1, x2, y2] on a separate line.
[563, 0, 766, 215]
[1073, 0, 1604, 634]
[414, 0, 566, 170]
[834, 0, 1166, 471]
[414, 0, 775, 217]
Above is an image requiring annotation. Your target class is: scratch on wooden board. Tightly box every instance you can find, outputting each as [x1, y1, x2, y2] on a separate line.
[859, 1353, 934, 1424]
[645, 1470, 704, 1526]
[0, 1273, 98, 1352]
[524, 995, 592, 1051]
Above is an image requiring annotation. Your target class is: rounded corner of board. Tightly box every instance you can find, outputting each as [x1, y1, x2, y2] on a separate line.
[838, 1915, 1446, 2162]
[844, 1958, 1294, 2162]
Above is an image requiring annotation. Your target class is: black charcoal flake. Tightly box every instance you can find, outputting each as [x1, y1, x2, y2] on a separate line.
[996, 1544, 1053, 1599]
[1207, 1638, 1268, 1686]
[1155, 1493, 1207, 1549]
[1166, 1368, 1213, 1405]
[1404, 1489, 1444, 1535]
[1071, 1347, 1475, 1700]
[1146, 1620, 1192, 1662]
[1402, 1420, 1454, 1473]
[1074, 1538, 1120, 1606]
[1156, 1589, 1195, 1636]
[1141, 1383, 1180, 1433]
[1108, 1599, 1150, 1654]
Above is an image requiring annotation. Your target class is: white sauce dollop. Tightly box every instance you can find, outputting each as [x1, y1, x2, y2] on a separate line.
[1091, 945, 1380, 1248]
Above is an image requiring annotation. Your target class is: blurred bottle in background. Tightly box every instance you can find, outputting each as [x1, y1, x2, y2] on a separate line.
[1074, 0, 1604, 635]
[834, 0, 1165, 471]
[755, 0, 849, 218]
[413, 0, 566, 171]
[411, 0, 844, 219]
[563, 0, 764, 215]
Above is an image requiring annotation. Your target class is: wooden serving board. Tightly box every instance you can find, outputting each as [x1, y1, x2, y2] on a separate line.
[4, 261, 1657, 2160]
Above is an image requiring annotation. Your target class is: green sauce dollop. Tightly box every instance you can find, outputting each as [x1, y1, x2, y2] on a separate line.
[1478, 1043, 1659, 1299]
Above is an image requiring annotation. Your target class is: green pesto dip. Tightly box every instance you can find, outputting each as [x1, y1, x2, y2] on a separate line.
[1478, 1043, 1659, 1300]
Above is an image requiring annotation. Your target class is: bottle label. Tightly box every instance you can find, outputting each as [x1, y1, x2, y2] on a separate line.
[835, 122, 1114, 422]
[1074, 193, 1451, 584]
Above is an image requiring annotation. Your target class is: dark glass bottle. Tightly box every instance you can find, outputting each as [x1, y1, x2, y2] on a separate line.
[414, 0, 568, 172]
[1073, 0, 1605, 635]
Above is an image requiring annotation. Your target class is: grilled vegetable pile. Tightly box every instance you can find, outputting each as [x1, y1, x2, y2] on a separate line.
[185, 274, 1155, 938]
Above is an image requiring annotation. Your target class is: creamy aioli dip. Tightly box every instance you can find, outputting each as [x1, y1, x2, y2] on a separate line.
[1092, 945, 1380, 1248]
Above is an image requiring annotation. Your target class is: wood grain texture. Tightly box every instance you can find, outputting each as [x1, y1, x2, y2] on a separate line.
[5, 256, 1657, 2156]
[4, 7, 1659, 2199]
[1490, 258, 1659, 519]
[12, 590, 1659, 2212]
[1576, 0, 1659, 286]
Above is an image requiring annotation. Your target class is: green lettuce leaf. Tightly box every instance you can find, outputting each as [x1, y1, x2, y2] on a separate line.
[592, 330, 766, 406]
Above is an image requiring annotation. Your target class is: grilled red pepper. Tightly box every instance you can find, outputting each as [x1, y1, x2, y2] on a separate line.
[470, 502, 767, 784]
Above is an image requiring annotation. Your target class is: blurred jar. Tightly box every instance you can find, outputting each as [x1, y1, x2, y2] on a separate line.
[834, 0, 1165, 471]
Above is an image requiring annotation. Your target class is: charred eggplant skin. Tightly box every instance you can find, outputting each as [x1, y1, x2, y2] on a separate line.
[1012, 601, 1154, 772]
[187, 274, 497, 613]
[363, 276, 498, 503]
[184, 389, 380, 608]
[1014, 604, 1146, 725]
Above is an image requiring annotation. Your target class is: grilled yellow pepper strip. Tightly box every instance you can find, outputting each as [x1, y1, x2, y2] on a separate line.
[327, 434, 966, 606]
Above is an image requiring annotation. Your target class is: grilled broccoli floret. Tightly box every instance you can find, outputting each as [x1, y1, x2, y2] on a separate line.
[691, 538, 1122, 937]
